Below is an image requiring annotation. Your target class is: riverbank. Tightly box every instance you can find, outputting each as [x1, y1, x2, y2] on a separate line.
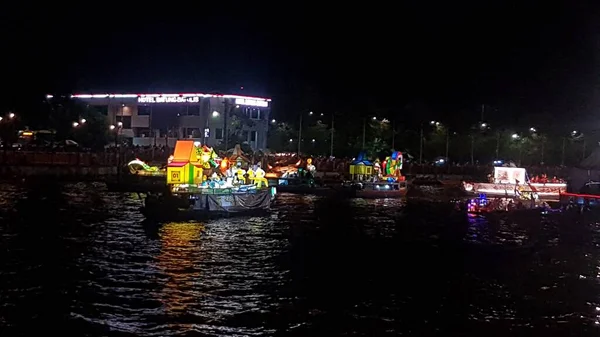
[0, 165, 118, 178]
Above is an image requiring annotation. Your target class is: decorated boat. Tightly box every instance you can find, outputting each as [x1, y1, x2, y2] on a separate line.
[141, 140, 276, 220]
[465, 193, 551, 214]
[341, 151, 407, 198]
[463, 166, 566, 200]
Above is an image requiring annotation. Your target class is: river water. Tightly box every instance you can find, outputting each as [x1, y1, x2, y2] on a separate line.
[0, 181, 599, 336]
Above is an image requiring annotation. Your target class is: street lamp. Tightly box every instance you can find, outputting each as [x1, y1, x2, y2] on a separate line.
[309, 111, 313, 116]
[72, 122, 79, 127]
[9, 113, 15, 119]
[529, 127, 536, 133]
[271, 119, 276, 123]
[109, 125, 115, 130]
[511, 133, 520, 139]
[80, 118, 86, 124]
[212, 111, 219, 117]
[311, 138, 315, 143]
[289, 138, 293, 142]
[117, 121, 123, 127]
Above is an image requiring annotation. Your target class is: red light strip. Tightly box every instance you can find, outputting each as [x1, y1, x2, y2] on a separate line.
[560, 192, 600, 199]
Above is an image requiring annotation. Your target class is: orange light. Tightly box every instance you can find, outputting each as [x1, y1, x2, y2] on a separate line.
[295, 160, 301, 166]
[220, 158, 228, 169]
[307, 158, 312, 165]
[21, 132, 33, 136]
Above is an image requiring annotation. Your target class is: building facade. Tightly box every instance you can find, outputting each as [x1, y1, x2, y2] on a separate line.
[62, 93, 271, 150]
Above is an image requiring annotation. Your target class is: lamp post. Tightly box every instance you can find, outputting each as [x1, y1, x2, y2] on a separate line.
[362, 116, 377, 150]
[329, 113, 334, 157]
[419, 123, 424, 164]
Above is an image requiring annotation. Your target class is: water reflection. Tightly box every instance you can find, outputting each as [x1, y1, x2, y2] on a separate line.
[156, 222, 204, 317]
[0, 184, 600, 335]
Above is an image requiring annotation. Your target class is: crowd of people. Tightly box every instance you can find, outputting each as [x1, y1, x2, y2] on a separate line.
[1, 144, 570, 181]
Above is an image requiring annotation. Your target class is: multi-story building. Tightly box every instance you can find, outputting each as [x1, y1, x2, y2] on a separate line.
[56, 93, 271, 150]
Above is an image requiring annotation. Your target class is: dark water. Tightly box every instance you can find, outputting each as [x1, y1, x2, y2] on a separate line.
[0, 182, 599, 336]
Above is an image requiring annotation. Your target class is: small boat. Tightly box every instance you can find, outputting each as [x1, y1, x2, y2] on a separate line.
[340, 181, 407, 199]
[466, 194, 550, 214]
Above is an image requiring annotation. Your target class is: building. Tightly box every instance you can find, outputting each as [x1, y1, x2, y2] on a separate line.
[53, 93, 271, 150]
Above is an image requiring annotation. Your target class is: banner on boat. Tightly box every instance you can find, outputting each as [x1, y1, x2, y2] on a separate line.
[206, 191, 271, 213]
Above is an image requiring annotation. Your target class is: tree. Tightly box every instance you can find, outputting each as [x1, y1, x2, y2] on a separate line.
[46, 98, 111, 149]
[72, 106, 111, 150]
[302, 120, 330, 155]
[267, 122, 297, 153]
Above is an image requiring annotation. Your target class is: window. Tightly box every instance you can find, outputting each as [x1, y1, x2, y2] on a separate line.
[138, 105, 151, 116]
[241, 131, 249, 142]
[116, 116, 132, 128]
[250, 131, 257, 142]
[251, 109, 260, 119]
[215, 128, 223, 140]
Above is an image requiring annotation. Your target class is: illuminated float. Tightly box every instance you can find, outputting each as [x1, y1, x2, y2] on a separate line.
[127, 159, 165, 177]
[142, 140, 276, 219]
[344, 151, 407, 198]
[465, 193, 551, 214]
[463, 166, 566, 200]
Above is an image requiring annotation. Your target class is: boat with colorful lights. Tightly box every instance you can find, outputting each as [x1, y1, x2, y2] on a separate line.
[141, 140, 276, 220]
[463, 164, 567, 201]
[465, 193, 552, 215]
[339, 151, 407, 198]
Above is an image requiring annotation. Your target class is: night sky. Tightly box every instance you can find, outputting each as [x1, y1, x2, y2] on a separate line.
[1, 3, 598, 131]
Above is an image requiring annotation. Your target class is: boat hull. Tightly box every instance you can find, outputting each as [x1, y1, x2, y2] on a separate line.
[354, 189, 406, 199]
[143, 189, 275, 220]
[276, 185, 339, 196]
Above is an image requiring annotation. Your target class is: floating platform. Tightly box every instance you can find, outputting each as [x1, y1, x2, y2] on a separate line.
[340, 181, 407, 199]
[464, 182, 566, 199]
[142, 187, 276, 220]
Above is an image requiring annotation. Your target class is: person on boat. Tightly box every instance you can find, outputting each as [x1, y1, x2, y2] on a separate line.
[246, 165, 255, 184]
[254, 164, 268, 188]
[235, 163, 246, 185]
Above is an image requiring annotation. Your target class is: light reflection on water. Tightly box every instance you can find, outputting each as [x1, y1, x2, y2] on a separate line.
[0, 183, 599, 335]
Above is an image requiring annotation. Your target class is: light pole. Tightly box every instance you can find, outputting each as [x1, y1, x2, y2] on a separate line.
[362, 116, 377, 150]
[330, 113, 334, 157]
[511, 133, 522, 165]
[362, 118, 366, 149]
[419, 123, 424, 164]
[529, 127, 545, 164]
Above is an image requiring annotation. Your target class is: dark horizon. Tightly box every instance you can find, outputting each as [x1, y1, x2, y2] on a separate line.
[2, 3, 599, 130]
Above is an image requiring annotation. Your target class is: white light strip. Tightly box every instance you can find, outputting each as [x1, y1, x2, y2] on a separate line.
[476, 189, 560, 196]
[69, 93, 271, 101]
[530, 183, 567, 188]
